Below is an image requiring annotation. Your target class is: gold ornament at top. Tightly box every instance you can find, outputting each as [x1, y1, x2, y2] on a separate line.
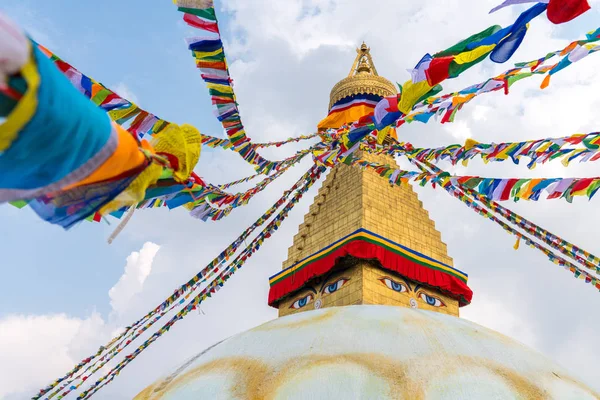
[328, 42, 397, 110]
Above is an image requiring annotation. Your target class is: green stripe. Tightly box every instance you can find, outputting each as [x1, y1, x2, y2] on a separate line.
[9, 200, 28, 209]
[361, 236, 467, 282]
[209, 89, 234, 98]
[197, 53, 226, 62]
[435, 25, 501, 57]
[178, 6, 216, 21]
[91, 88, 111, 106]
[270, 234, 467, 286]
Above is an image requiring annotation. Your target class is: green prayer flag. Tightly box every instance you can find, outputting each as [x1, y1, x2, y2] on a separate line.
[178, 7, 216, 21]
[435, 25, 501, 57]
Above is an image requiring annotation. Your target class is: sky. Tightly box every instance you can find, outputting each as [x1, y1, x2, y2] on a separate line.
[1, 0, 600, 398]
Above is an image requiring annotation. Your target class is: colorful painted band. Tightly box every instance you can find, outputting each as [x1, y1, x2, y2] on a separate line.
[268, 228, 472, 306]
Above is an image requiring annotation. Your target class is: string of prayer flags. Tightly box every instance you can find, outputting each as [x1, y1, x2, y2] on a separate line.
[0, 33, 185, 228]
[184, 152, 310, 221]
[174, 1, 281, 174]
[350, 154, 600, 203]
[7, 38, 318, 226]
[446, 175, 600, 203]
[71, 165, 326, 399]
[35, 163, 325, 400]
[375, 131, 600, 169]
[253, 133, 319, 148]
[490, 0, 591, 25]
[415, 160, 600, 291]
[333, 25, 599, 147]
[36, 43, 168, 139]
[420, 159, 600, 274]
[349, 151, 600, 288]
[407, 4, 545, 87]
[435, 165, 600, 292]
[468, 187, 600, 273]
[218, 149, 311, 189]
[402, 29, 600, 127]
[368, 2, 578, 144]
[36, 42, 311, 175]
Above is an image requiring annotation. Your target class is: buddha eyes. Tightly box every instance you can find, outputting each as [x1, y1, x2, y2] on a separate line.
[418, 292, 445, 307]
[378, 277, 446, 308]
[289, 278, 350, 309]
[323, 278, 349, 294]
[290, 294, 313, 309]
[380, 277, 408, 293]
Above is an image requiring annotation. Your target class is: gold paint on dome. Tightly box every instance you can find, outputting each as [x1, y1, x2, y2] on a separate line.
[328, 42, 397, 110]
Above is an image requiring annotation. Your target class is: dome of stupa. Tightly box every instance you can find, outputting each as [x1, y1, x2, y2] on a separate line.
[328, 42, 397, 110]
[134, 306, 598, 399]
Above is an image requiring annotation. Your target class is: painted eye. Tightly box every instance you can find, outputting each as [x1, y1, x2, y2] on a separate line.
[419, 293, 445, 307]
[380, 278, 407, 293]
[290, 294, 313, 309]
[323, 278, 348, 294]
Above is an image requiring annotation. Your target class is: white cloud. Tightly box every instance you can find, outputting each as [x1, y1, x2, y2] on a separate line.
[443, 120, 472, 141]
[0, 243, 161, 398]
[109, 242, 160, 315]
[461, 293, 537, 348]
[555, 325, 600, 390]
[0, 313, 106, 399]
[111, 82, 139, 105]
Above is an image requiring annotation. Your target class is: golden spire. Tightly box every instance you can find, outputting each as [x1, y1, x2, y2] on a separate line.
[328, 42, 397, 110]
[349, 42, 378, 76]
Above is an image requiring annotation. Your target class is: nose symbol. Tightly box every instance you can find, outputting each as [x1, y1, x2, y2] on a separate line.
[409, 298, 418, 309]
[314, 299, 322, 309]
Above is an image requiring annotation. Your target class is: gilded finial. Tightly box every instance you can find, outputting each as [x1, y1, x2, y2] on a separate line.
[328, 43, 397, 110]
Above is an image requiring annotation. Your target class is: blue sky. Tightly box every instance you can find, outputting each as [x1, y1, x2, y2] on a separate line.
[0, 0, 233, 318]
[2, 0, 600, 398]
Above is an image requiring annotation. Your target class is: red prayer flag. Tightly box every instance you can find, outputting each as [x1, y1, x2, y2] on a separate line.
[547, 0, 590, 24]
[54, 59, 71, 73]
[101, 92, 119, 106]
[570, 177, 594, 194]
[501, 179, 519, 201]
[425, 56, 454, 86]
[183, 13, 220, 33]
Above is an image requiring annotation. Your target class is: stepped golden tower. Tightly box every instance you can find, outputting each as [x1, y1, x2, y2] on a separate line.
[135, 45, 599, 400]
[268, 43, 471, 318]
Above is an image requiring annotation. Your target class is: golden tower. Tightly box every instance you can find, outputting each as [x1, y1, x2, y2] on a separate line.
[268, 44, 472, 319]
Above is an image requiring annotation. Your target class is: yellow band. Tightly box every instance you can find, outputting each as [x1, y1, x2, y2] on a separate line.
[0, 43, 41, 151]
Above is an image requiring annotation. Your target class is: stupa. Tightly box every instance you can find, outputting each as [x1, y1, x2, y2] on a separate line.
[134, 45, 599, 399]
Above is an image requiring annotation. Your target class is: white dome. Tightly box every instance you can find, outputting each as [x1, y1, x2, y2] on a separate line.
[135, 306, 598, 399]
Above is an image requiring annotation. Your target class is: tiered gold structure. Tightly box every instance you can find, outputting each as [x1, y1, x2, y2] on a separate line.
[277, 44, 458, 318]
[277, 151, 459, 317]
[328, 43, 397, 110]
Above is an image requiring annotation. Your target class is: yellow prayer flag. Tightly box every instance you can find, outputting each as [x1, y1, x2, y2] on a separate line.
[193, 48, 224, 58]
[377, 126, 391, 144]
[464, 137, 480, 150]
[454, 44, 495, 65]
[513, 236, 521, 250]
[398, 79, 433, 114]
